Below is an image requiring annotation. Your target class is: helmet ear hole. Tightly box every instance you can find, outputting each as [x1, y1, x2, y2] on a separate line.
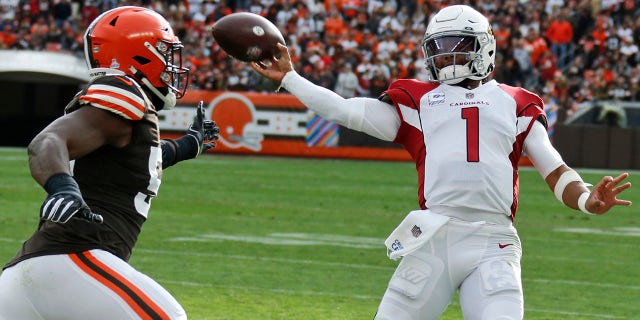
[133, 56, 151, 65]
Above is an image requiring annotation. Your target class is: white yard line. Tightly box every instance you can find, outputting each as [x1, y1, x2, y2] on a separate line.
[525, 278, 640, 291]
[136, 248, 393, 271]
[524, 254, 635, 266]
[159, 279, 381, 300]
[525, 236, 639, 248]
[523, 308, 624, 319]
[170, 232, 383, 249]
[554, 227, 640, 237]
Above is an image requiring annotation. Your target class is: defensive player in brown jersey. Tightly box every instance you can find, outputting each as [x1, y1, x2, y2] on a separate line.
[0, 6, 218, 319]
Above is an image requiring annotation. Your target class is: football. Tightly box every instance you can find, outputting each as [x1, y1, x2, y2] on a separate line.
[211, 12, 286, 62]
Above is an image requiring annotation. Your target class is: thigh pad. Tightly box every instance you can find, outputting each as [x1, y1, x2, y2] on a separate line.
[388, 253, 445, 299]
[478, 259, 521, 296]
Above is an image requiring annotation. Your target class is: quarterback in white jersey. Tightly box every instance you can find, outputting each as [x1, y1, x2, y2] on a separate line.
[252, 4, 632, 320]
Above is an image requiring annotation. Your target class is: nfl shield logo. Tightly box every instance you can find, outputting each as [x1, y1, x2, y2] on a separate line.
[411, 225, 422, 238]
[466, 93, 474, 99]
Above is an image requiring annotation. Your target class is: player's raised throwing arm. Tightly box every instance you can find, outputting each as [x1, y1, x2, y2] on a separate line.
[251, 44, 400, 142]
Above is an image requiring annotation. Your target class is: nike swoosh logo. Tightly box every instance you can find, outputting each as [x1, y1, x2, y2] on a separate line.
[116, 76, 133, 86]
[498, 243, 514, 249]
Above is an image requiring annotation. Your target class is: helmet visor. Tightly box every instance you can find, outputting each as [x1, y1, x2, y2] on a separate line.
[423, 36, 476, 57]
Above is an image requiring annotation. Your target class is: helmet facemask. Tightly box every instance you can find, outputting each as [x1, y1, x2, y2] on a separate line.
[146, 39, 189, 99]
[137, 39, 190, 110]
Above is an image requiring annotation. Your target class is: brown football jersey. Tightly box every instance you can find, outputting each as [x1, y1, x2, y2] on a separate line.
[5, 75, 161, 268]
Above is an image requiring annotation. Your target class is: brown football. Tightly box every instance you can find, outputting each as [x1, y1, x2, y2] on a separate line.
[211, 12, 285, 62]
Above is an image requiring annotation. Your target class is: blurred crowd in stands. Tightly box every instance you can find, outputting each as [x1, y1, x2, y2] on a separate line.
[1, 0, 639, 121]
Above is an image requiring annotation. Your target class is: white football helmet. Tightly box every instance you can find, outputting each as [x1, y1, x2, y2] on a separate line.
[421, 5, 496, 84]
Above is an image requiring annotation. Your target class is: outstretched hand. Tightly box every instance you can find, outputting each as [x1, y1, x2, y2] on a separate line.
[250, 43, 295, 84]
[586, 173, 632, 214]
[187, 101, 220, 154]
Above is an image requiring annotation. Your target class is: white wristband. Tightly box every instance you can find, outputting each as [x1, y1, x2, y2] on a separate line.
[554, 170, 583, 203]
[578, 192, 593, 214]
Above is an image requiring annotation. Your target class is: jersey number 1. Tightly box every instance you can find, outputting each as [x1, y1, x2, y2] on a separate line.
[461, 107, 479, 162]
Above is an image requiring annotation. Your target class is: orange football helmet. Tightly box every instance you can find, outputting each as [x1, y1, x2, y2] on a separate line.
[84, 6, 189, 109]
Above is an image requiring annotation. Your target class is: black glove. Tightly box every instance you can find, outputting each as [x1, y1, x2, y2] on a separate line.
[187, 101, 220, 155]
[40, 173, 103, 224]
[162, 102, 221, 168]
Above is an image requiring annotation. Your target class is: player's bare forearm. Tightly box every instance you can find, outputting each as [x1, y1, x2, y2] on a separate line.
[28, 131, 72, 186]
[546, 165, 590, 210]
[546, 166, 632, 214]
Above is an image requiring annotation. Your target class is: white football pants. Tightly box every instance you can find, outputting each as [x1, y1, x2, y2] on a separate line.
[375, 217, 523, 320]
[0, 249, 186, 320]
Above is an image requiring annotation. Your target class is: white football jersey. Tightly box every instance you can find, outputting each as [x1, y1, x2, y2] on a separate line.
[385, 79, 546, 221]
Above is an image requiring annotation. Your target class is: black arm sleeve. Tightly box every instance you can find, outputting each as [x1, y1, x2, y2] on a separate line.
[161, 139, 178, 169]
[160, 135, 200, 169]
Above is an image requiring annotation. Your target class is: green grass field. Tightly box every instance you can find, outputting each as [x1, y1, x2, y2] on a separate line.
[0, 147, 638, 319]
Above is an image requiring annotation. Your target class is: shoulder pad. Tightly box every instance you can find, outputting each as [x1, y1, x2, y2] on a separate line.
[498, 84, 544, 112]
[78, 75, 149, 120]
[498, 83, 547, 128]
[383, 79, 440, 108]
